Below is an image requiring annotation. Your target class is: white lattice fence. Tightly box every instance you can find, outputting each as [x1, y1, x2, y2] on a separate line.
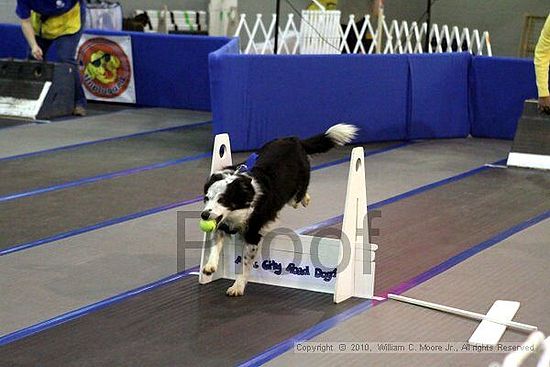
[428, 24, 492, 55]
[300, 10, 341, 54]
[234, 12, 492, 56]
[234, 13, 297, 54]
[379, 19, 428, 54]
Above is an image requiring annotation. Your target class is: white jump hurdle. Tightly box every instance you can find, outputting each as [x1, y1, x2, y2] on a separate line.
[199, 133, 378, 303]
[502, 331, 550, 367]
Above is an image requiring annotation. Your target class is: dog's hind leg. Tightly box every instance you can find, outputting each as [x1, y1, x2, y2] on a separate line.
[289, 197, 300, 209]
[226, 243, 258, 296]
[295, 169, 311, 208]
[294, 182, 311, 208]
[300, 192, 311, 207]
[202, 230, 225, 275]
[289, 192, 311, 208]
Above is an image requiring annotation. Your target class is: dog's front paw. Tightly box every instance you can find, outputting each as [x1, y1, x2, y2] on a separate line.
[226, 279, 246, 297]
[301, 193, 311, 208]
[202, 262, 217, 275]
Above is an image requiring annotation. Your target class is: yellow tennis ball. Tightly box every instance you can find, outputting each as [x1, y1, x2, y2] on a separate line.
[199, 219, 217, 232]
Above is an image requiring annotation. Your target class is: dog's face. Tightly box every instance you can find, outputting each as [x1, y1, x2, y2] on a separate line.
[202, 170, 256, 229]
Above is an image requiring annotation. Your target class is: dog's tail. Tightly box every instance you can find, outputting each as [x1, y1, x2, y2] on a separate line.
[300, 123, 358, 155]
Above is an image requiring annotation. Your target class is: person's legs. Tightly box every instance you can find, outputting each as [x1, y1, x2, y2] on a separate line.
[54, 31, 87, 111]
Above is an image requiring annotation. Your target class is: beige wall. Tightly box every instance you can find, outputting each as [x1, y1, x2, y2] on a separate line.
[429, 0, 549, 57]
[115, 0, 208, 15]
[1, 0, 548, 56]
[0, 0, 19, 24]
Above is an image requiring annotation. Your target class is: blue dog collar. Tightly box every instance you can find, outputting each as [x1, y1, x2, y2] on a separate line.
[236, 152, 258, 173]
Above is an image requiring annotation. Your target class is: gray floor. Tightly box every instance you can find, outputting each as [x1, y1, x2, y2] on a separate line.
[0, 124, 211, 196]
[309, 167, 549, 292]
[0, 102, 132, 129]
[0, 278, 364, 367]
[0, 142, 392, 252]
[0, 138, 511, 336]
[267, 218, 550, 367]
[1, 154, 547, 367]
[0, 108, 211, 159]
[2, 112, 548, 367]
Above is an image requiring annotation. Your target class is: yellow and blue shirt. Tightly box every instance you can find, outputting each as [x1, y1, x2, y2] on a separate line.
[16, 0, 84, 39]
[16, 0, 81, 19]
[534, 14, 550, 97]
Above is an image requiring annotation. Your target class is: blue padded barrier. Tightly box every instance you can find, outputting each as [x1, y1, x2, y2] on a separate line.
[208, 38, 241, 136]
[0, 23, 231, 110]
[2, 20, 538, 141]
[85, 29, 231, 110]
[0, 24, 27, 59]
[407, 52, 471, 139]
[471, 56, 537, 139]
[210, 51, 410, 151]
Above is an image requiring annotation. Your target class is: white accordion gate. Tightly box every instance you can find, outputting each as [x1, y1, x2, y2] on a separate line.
[235, 12, 492, 56]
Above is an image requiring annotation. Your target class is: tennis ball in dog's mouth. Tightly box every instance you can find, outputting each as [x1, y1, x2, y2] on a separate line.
[199, 219, 217, 232]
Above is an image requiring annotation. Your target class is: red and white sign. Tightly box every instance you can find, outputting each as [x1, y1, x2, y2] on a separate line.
[77, 35, 136, 103]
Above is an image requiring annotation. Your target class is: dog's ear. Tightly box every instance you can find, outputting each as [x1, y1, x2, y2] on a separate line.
[219, 175, 256, 210]
[204, 173, 225, 194]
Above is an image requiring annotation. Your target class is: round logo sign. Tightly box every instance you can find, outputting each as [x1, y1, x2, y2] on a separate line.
[78, 37, 131, 99]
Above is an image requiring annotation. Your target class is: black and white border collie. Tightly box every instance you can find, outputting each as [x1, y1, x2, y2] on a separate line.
[201, 124, 358, 296]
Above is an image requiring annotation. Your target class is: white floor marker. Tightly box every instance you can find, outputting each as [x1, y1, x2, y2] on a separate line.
[469, 300, 520, 346]
[388, 294, 537, 344]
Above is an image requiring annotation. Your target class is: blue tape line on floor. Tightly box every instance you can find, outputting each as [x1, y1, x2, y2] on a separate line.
[0, 267, 199, 346]
[0, 142, 412, 204]
[0, 152, 211, 203]
[0, 151, 507, 349]
[0, 120, 211, 162]
[298, 158, 507, 235]
[0, 196, 203, 256]
[0, 142, 410, 256]
[239, 209, 550, 367]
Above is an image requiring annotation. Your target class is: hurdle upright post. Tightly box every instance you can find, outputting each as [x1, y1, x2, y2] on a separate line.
[334, 147, 376, 303]
[199, 133, 233, 284]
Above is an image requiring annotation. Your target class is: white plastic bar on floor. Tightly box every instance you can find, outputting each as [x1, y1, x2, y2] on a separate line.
[388, 294, 537, 332]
